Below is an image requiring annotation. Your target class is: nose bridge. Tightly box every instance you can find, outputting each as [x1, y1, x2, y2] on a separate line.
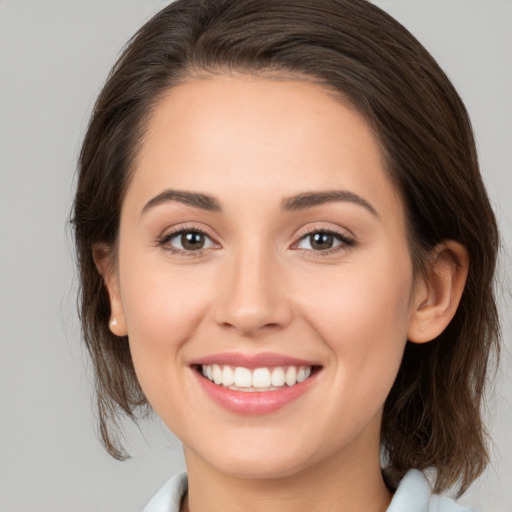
[214, 237, 291, 335]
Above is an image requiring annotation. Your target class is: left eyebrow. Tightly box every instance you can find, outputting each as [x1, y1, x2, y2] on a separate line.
[281, 190, 379, 218]
[141, 189, 222, 216]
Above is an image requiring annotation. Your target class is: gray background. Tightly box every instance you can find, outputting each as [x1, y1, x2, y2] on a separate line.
[0, 1, 510, 511]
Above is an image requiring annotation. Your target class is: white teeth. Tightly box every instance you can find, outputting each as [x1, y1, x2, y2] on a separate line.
[234, 367, 252, 387]
[271, 367, 285, 387]
[222, 365, 235, 386]
[285, 366, 297, 386]
[200, 364, 314, 390]
[252, 368, 271, 388]
[212, 364, 223, 384]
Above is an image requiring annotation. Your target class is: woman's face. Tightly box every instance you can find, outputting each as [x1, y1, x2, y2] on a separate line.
[107, 74, 422, 479]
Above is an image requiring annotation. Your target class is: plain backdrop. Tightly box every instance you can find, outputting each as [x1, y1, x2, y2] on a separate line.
[0, 1, 511, 511]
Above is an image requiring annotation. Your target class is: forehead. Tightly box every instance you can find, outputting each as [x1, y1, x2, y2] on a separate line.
[127, 74, 403, 224]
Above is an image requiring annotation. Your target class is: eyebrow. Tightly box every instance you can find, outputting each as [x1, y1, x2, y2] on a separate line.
[282, 190, 379, 217]
[141, 188, 378, 217]
[141, 189, 222, 215]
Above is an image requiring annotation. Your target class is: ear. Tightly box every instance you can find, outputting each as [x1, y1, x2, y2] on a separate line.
[92, 244, 128, 337]
[408, 240, 469, 344]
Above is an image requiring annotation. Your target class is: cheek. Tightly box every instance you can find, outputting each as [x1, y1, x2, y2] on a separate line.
[119, 266, 218, 427]
[296, 253, 413, 392]
[301, 257, 412, 337]
[117, 249, 216, 392]
[117, 219, 215, 333]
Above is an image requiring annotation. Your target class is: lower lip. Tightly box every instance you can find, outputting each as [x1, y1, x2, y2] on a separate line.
[193, 369, 318, 415]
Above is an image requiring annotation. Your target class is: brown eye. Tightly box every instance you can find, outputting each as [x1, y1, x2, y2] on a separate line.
[180, 231, 206, 250]
[160, 229, 216, 253]
[295, 230, 354, 252]
[309, 232, 336, 250]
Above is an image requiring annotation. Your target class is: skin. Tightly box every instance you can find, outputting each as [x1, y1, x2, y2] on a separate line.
[97, 74, 469, 512]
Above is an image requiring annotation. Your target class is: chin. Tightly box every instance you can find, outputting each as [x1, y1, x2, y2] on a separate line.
[216, 457, 313, 480]
[194, 438, 323, 481]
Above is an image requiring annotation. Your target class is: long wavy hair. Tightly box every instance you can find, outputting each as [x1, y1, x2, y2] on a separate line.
[72, 0, 500, 494]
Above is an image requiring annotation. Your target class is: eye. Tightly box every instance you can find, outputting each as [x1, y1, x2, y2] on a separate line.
[158, 228, 217, 254]
[294, 229, 355, 252]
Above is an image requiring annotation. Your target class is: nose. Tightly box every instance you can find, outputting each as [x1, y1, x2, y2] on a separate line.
[213, 245, 293, 337]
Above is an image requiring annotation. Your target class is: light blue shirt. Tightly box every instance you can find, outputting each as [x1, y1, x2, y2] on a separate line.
[143, 469, 476, 511]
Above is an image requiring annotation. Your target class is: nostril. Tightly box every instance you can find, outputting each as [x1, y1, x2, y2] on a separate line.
[213, 271, 294, 334]
[218, 320, 285, 337]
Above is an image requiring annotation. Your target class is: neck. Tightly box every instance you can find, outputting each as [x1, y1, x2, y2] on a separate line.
[183, 441, 392, 512]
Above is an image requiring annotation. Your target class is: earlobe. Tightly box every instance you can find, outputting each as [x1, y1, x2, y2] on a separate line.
[92, 244, 128, 337]
[408, 241, 469, 344]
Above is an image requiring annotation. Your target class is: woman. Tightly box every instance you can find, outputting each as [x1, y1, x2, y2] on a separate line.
[72, 1, 500, 510]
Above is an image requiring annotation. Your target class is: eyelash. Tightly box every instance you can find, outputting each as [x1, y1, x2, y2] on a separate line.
[293, 227, 356, 256]
[156, 226, 356, 258]
[156, 225, 216, 258]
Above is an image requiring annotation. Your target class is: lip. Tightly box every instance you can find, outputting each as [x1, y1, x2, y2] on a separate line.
[189, 351, 320, 369]
[190, 352, 321, 415]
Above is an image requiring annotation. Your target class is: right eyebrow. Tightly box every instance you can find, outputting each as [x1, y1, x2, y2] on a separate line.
[282, 190, 379, 218]
[140, 189, 222, 216]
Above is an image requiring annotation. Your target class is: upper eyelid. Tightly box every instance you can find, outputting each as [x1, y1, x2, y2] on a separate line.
[294, 223, 355, 240]
[293, 229, 354, 248]
[159, 223, 217, 240]
[158, 224, 351, 238]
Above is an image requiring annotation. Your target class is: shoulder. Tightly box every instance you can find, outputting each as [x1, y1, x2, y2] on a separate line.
[142, 471, 188, 512]
[387, 469, 478, 512]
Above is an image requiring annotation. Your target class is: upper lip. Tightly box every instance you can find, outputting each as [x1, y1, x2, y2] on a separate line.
[189, 352, 321, 369]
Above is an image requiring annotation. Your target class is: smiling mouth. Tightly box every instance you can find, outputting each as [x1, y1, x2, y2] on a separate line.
[194, 364, 320, 392]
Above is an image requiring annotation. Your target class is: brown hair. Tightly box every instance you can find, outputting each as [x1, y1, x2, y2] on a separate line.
[72, 0, 500, 494]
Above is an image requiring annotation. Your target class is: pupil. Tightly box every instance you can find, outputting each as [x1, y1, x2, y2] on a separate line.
[182, 232, 204, 250]
[311, 233, 333, 250]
